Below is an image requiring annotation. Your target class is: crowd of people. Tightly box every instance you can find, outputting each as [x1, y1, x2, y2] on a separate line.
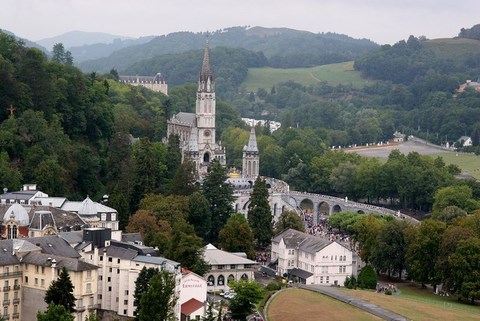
[301, 210, 354, 250]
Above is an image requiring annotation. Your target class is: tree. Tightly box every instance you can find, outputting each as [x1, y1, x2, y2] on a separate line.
[138, 271, 178, 321]
[247, 176, 273, 248]
[228, 281, 265, 321]
[357, 265, 377, 289]
[37, 304, 74, 321]
[219, 213, 255, 259]
[134, 267, 160, 320]
[164, 219, 209, 276]
[274, 210, 305, 234]
[432, 205, 467, 224]
[202, 160, 234, 244]
[170, 159, 199, 196]
[44, 267, 76, 313]
[432, 185, 478, 214]
[371, 220, 408, 279]
[405, 219, 446, 289]
[187, 192, 211, 240]
[352, 214, 387, 263]
[447, 237, 480, 303]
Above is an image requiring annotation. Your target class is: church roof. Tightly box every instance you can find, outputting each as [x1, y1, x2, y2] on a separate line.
[169, 112, 195, 126]
[243, 127, 259, 153]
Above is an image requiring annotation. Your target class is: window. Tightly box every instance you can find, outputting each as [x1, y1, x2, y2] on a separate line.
[125, 290, 129, 296]
[35, 278, 38, 285]
[339, 256, 343, 261]
[4, 292, 8, 300]
[108, 257, 112, 262]
[41, 266, 45, 274]
[109, 268, 112, 273]
[24, 277, 28, 284]
[230, 265, 235, 270]
[326, 276, 329, 284]
[86, 283, 92, 293]
[320, 276, 323, 283]
[35, 266, 39, 273]
[98, 294, 102, 300]
[217, 265, 224, 270]
[100, 256, 103, 261]
[108, 286, 112, 292]
[339, 266, 342, 273]
[87, 270, 92, 279]
[124, 300, 128, 305]
[24, 264, 28, 272]
[117, 269, 120, 274]
[99, 275, 103, 281]
[107, 277, 111, 282]
[41, 279, 45, 287]
[117, 259, 120, 264]
[124, 310, 127, 315]
[111, 213, 116, 221]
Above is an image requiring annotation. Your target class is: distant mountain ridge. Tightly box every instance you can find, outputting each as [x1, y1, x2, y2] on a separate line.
[36, 30, 134, 51]
[0, 29, 48, 53]
[78, 26, 379, 73]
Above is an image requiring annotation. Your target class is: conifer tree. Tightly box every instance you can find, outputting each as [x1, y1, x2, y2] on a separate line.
[138, 271, 178, 321]
[44, 267, 76, 313]
[248, 176, 273, 248]
[133, 267, 160, 320]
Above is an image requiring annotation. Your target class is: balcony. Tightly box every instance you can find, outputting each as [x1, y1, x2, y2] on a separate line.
[13, 298, 19, 304]
[3, 299, 10, 306]
[88, 304, 100, 310]
[13, 284, 20, 290]
[3, 286, 10, 291]
[0, 271, 22, 279]
[77, 306, 86, 312]
[2, 314, 9, 319]
[12, 312, 19, 319]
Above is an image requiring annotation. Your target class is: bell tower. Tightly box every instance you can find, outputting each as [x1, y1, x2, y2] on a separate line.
[196, 39, 216, 158]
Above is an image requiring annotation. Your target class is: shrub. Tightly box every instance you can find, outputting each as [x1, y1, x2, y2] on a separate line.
[357, 265, 377, 289]
[266, 282, 282, 291]
[344, 275, 357, 289]
[384, 288, 392, 295]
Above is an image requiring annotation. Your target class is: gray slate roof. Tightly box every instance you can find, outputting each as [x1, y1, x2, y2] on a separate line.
[169, 112, 195, 126]
[22, 251, 97, 271]
[289, 267, 313, 279]
[27, 235, 81, 258]
[273, 228, 333, 254]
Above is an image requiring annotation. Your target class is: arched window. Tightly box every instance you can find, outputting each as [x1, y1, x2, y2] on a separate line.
[207, 275, 215, 286]
[241, 273, 248, 280]
[227, 275, 235, 284]
[218, 275, 225, 286]
[204, 152, 210, 163]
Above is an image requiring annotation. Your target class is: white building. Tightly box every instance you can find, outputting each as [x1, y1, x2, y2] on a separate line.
[180, 269, 207, 321]
[271, 229, 356, 286]
[77, 228, 182, 320]
[203, 244, 258, 292]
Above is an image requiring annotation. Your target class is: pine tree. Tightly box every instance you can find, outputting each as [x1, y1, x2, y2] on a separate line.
[248, 176, 273, 248]
[133, 267, 160, 320]
[44, 267, 76, 313]
[138, 271, 178, 321]
[202, 160, 234, 244]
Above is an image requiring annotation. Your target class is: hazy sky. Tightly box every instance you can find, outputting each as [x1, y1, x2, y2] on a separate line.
[1, 0, 479, 45]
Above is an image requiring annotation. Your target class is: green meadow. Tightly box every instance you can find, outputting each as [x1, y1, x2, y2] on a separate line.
[242, 61, 368, 91]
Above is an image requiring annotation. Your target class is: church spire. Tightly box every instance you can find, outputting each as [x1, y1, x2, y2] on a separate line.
[198, 37, 214, 92]
[243, 127, 259, 153]
[201, 38, 212, 79]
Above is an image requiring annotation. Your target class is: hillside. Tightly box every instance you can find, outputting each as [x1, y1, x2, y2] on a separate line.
[242, 61, 367, 91]
[78, 26, 378, 73]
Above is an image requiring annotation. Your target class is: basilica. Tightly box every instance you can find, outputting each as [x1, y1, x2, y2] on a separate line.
[166, 41, 259, 178]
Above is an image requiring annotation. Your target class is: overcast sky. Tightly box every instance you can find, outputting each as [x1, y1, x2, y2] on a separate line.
[1, 0, 479, 45]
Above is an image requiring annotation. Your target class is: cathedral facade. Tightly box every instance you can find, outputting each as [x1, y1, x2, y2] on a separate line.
[167, 41, 259, 178]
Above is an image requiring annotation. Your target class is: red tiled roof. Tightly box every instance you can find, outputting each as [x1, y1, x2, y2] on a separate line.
[181, 298, 204, 316]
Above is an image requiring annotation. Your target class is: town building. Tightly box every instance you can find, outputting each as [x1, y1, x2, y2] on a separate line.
[119, 73, 168, 95]
[180, 269, 207, 321]
[76, 228, 182, 321]
[270, 229, 356, 286]
[0, 236, 98, 321]
[203, 244, 258, 292]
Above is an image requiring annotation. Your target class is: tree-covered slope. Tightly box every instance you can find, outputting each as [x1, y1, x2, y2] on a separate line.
[78, 26, 378, 73]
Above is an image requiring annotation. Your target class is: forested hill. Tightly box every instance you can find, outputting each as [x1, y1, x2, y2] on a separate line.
[78, 26, 378, 73]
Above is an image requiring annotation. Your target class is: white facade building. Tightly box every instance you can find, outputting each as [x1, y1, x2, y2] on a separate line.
[180, 269, 207, 321]
[203, 244, 258, 292]
[271, 229, 356, 286]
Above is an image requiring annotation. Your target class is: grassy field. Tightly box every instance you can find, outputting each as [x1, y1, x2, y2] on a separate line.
[267, 288, 382, 321]
[342, 282, 480, 321]
[431, 151, 480, 179]
[242, 61, 367, 92]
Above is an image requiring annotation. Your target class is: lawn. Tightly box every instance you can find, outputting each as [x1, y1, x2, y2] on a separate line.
[267, 288, 381, 321]
[242, 61, 367, 92]
[431, 151, 480, 179]
[342, 283, 480, 321]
